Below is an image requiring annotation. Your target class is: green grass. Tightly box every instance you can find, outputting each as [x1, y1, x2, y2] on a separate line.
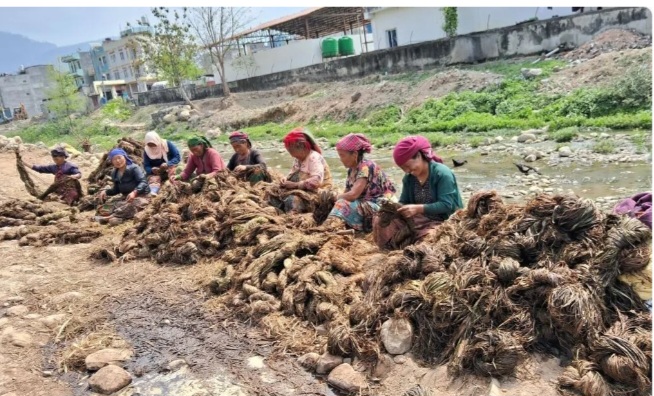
[15, 119, 124, 151]
[466, 58, 567, 78]
[549, 127, 578, 143]
[468, 136, 486, 148]
[593, 141, 617, 154]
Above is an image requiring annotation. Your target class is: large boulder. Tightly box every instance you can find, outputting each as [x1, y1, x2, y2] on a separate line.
[558, 146, 573, 157]
[380, 318, 413, 355]
[88, 365, 132, 395]
[521, 68, 543, 79]
[177, 110, 191, 122]
[316, 352, 343, 374]
[517, 134, 536, 143]
[163, 113, 177, 124]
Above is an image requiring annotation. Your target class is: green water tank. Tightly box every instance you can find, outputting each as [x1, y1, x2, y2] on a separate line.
[322, 38, 339, 58]
[338, 36, 355, 56]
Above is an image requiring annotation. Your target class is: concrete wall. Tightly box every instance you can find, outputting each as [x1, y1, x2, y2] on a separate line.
[0, 65, 54, 118]
[137, 7, 652, 107]
[208, 35, 365, 83]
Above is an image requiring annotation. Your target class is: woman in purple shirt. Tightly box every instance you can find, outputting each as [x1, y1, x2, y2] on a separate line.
[24, 147, 82, 205]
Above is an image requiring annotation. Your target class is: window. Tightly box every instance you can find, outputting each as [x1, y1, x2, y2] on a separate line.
[106, 72, 112, 80]
[123, 67, 130, 78]
[119, 50, 125, 61]
[115, 70, 121, 79]
[110, 53, 116, 63]
[365, 23, 372, 34]
[132, 49, 137, 59]
[102, 56, 107, 65]
[386, 29, 398, 48]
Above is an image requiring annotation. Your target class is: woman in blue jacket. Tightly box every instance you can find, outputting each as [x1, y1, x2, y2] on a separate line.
[143, 131, 181, 194]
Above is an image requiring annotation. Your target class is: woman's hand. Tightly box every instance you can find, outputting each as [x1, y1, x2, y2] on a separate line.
[234, 165, 247, 173]
[397, 204, 423, 218]
[281, 180, 298, 189]
[126, 190, 137, 202]
[151, 167, 160, 175]
[98, 190, 107, 203]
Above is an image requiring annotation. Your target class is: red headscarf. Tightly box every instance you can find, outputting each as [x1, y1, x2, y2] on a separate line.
[283, 127, 322, 154]
[229, 131, 252, 148]
[392, 136, 443, 166]
[335, 133, 372, 153]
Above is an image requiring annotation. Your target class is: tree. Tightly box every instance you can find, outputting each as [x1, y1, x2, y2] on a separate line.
[45, 68, 87, 134]
[442, 7, 458, 38]
[128, 7, 202, 108]
[189, 7, 253, 97]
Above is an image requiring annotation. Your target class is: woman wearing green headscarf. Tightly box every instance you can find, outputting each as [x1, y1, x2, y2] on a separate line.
[178, 136, 226, 181]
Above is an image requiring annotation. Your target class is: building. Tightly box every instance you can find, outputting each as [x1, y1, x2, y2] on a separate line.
[0, 65, 55, 118]
[59, 51, 95, 95]
[97, 19, 157, 98]
[205, 7, 371, 83]
[366, 7, 604, 50]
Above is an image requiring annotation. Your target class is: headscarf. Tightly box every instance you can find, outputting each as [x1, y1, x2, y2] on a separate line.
[283, 127, 322, 154]
[108, 148, 133, 165]
[50, 147, 69, 158]
[144, 131, 169, 162]
[187, 136, 212, 149]
[392, 135, 443, 166]
[229, 131, 252, 148]
[335, 133, 372, 153]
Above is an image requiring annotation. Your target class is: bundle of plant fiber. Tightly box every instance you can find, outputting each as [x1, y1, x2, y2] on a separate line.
[14, 148, 42, 198]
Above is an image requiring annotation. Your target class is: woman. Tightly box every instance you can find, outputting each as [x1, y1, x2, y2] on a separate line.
[276, 128, 333, 213]
[97, 149, 150, 223]
[226, 131, 270, 184]
[178, 136, 226, 182]
[25, 147, 82, 205]
[143, 131, 181, 194]
[373, 135, 463, 249]
[326, 133, 396, 231]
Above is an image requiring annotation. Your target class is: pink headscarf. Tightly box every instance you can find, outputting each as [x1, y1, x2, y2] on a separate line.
[144, 131, 169, 162]
[335, 133, 373, 153]
[392, 136, 443, 166]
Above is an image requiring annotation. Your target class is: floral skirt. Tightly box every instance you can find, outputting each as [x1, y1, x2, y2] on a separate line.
[328, 199, 380, 232]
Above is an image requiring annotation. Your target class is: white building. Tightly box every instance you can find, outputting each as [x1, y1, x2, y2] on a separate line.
[367, 7, 603, 51]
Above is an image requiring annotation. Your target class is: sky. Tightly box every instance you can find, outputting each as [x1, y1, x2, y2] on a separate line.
[0, 7, 307, 46]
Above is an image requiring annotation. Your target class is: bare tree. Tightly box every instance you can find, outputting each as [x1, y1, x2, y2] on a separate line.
[189, 7, 253, 97]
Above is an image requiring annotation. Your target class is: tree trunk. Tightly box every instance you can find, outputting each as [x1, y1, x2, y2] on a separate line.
[216, 61, 230, 97]
[179, 85, 201, 112]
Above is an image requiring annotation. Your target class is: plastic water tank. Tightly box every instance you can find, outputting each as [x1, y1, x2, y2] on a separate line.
[321, 38, 339, 58]
[338, 36, 355, 56]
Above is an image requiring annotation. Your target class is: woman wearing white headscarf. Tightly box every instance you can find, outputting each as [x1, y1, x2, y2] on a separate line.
[143, 131, 181, 194]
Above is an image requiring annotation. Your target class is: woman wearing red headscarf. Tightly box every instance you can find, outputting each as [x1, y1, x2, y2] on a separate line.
[325, 133, 396, 231]
[274, 127, 333, 213]
[372, 135, 463, 249]
[227, 131, 270, 184]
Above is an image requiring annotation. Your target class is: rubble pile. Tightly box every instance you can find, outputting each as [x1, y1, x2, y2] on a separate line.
[564, 28, 652, 61]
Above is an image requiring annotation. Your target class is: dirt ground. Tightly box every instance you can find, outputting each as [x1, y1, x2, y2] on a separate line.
[0, 147, 574, 396]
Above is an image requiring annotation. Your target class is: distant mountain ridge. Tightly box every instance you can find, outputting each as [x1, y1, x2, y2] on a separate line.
[0, 31, 98, 74]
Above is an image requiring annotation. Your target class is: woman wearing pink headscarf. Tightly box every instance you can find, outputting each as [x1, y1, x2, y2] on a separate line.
[372, 135, 463, 249]
[325, 133, 396, 231]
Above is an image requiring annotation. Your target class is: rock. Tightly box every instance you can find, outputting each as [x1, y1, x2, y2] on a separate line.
[380, 318, 413, 355]
[517, 134, 536, 143]
[85, 348, 133, 370]
[42, 370, 53, 377]
[247, 355, 265, 369]
[558, 146, 572, 157]
[510, 136, 519, 142]
[524, 154, 538, 163]
[39, 313, 67, 329]
[206, 128, 222, 139]
[6, 305, 28, 316]
[488, 377, 502, 396]
[24, 313, 41, 320]
[393, 355, 407, 364]
[351, 92, 362, 103]
[12, 136, 23, 144]
[182, 105, 191, 111]
[316, 352, 343, 374]
[298, 352, 321, 371]
[5, 296, 25, 303]
[0, 318, 8, 327]
[521, 68, 543, 79]
[167, 359, 187, 371]
[178, 110, 191, 121]
[372, 354, 394, 379]
[494, 136, 504, 143]
[529, 186, 543, 194]
[599, 133, 610, 139]
[88, 365, 132, 395]
[327, 364, 367, 393]
[163, 113, 177, 124]
[10, 331, 32, 347]
[553, 66, 562, 72]
[52, 291, 84, 304]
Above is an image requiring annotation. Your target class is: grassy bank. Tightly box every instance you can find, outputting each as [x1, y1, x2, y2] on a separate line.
[12, 57, 652, 150]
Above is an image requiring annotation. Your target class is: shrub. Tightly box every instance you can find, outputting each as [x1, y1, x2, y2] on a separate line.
[101, 99, 133, 121]
[592, 141, 616, 154]
[549, 127, 578, 143]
